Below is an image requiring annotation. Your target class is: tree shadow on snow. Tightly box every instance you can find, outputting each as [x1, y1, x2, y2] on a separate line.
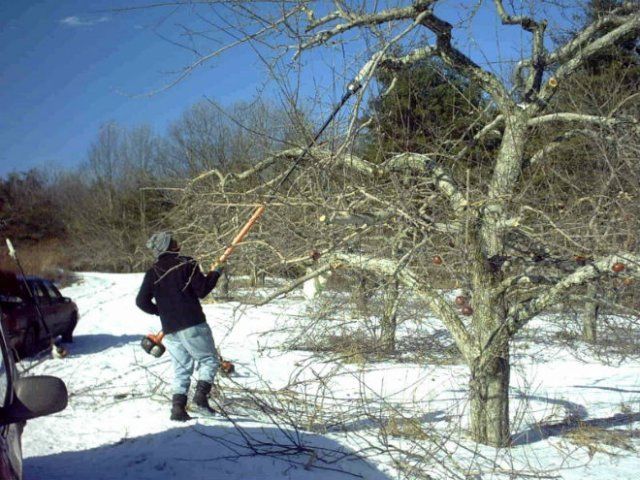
[572, 384, 640, 394]
[65, 334, 141, 356]
[512, 392, 640, 446]
[24, 423, 393, 480]
[327, 410, 452, 434]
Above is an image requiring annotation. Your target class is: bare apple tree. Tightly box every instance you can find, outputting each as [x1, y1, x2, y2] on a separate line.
[161, 0, 640, 447]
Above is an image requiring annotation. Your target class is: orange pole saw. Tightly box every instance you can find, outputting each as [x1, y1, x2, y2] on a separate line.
[215, 204, 266, 268]
[141, 205, 266, 359]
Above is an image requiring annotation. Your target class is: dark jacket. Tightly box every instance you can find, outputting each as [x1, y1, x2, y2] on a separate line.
[136, 253, 221, 334]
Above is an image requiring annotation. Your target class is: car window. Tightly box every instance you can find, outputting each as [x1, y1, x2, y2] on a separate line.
[29, 281, 49, 303]
[43, 282, 61, 301]
[0, 294, 22, 304]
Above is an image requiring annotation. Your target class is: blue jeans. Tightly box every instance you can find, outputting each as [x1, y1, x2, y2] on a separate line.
[163, 323, 219, 395]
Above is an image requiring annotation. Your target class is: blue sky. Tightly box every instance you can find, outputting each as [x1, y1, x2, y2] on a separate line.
[0, 0, 268, 177]
[0, 1, 578, 177]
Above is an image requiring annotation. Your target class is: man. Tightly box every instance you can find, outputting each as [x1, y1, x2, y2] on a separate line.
[136, 232, 224, 421]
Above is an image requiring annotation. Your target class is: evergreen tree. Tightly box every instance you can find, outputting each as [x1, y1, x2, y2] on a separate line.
[365, 57, 486, 161]
[576, 0, 639, 75]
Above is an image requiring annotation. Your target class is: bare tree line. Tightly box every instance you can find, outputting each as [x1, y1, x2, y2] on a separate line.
[0, 99, 305, 272]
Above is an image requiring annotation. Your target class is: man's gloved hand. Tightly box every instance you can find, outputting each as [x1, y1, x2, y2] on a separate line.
[210, 260, 226, 274]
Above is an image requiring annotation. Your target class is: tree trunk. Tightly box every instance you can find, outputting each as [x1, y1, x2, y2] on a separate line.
[467, 116, 526, 447]
[582, 284, 598, 343]
[353, 274, 370, 317]
[221, 268, 230, 297]
[250, 264, 258, 287]
[469, 343, 511, 447]
[482, 117, 528, 255]
[380, 278, 399, 353]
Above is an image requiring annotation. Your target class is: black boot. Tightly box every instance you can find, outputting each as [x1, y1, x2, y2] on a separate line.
[192, 381, 217, 415]
[170, 394, 192, 422]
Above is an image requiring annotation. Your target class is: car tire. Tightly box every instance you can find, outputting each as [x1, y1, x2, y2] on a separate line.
[22, 326, 42, 357]
[61, 314, 77, 343]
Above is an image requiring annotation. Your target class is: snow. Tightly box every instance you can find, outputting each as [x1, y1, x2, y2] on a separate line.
[18, 273, 640, 479]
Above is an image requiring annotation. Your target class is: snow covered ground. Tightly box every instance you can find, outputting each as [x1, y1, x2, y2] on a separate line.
[19, 273, 640, 479]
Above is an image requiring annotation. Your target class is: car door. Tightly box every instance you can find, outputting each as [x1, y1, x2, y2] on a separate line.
[10, 283, 39, 350]
[0, 294, 26, 354]
[0, 312, 22, 480]
[41, 281, 68, 335]
[27, 280, 55, 340]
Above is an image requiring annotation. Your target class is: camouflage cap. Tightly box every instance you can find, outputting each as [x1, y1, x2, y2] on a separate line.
[146, 232, 172, 258]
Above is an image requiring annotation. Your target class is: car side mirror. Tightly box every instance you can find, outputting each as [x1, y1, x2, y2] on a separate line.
[0, 376, 68, 425]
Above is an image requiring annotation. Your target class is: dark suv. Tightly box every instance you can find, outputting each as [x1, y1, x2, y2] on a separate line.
[0, 271, 78, 358]
[0, 307, 68, 479]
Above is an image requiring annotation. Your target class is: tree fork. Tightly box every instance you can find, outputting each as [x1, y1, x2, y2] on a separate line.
[380, 277, 400, 353]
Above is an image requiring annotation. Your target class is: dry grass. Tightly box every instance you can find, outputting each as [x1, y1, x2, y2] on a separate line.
[564, 425, 639, 457]
[384, 415, 430, 441]
[397, 330, 463, 365]
[292, 330, 377, 365]
[0, 238, 76, 285]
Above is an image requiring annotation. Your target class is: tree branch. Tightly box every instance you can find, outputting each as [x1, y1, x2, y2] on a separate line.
[357, 188, 462, 234]
[526, 129, 604, 167]
[536, 8, 640, 109]
[332, 252, 477, 362]
[493, 0, 547, 101]
[378, 45, 438, 70]
[545, 4, 639, 68]
[203, 147, 467, 215]
[318, 209, 393, 227]
[381, 153, 467, 212]
[492, 0, 542, 32]
[301, 1, 513, 109]
[528, 113, 639, 129]
[244, 248, 477, 361]
[246, 263, 333, 306]
[506, 253, 640, 334]
[453, 114, 504, 162]
[299, 1, 436, 52]
[303, 9, 340, 31]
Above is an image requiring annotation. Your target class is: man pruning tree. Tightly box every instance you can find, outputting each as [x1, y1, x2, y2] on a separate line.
[136, 232, 224, 421]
